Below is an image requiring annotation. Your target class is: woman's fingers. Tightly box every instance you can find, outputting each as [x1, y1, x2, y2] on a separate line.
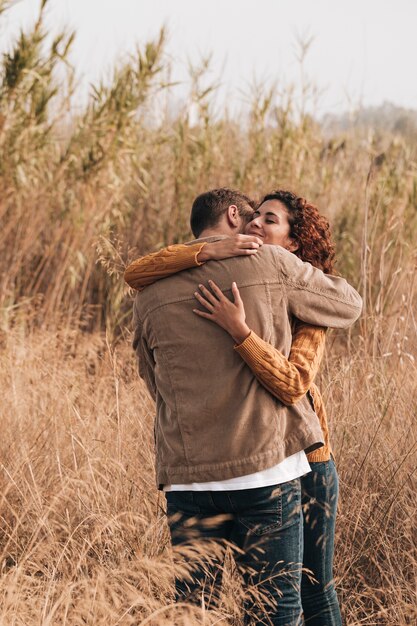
[236, 248, 258, 256]
[231, 281, 242, 304]
[206, 279, 241, 306]
[234, 236, 262, 255]
[198, 283, 219, 305]
[236, 234, 263, 248]
[204, 235, 262, 261]
[207, 280, 225, 300]
[238, 241, 262, 250]
[193, 308, 213, 320]
[198, 280, 241, 306]
[194, 291, 214, 311]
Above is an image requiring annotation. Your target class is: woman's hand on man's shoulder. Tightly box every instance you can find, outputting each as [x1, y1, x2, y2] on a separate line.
[197, 234, 263, 262]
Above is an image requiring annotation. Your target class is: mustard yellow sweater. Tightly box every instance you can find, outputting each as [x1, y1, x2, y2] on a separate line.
[124, 243, 331, 462]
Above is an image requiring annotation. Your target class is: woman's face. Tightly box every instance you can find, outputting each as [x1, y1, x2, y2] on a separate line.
[245, 200, 298, 251]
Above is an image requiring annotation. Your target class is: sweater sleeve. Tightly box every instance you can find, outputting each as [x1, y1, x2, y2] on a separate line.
[234, 323, 326, 405]
[307, 382, 332, 462]
[124, 242, 207, 291]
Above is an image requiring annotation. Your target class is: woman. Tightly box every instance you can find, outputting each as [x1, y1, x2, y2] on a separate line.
[124, 190, 342, 626]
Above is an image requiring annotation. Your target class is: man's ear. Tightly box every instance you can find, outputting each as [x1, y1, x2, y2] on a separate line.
[226, 204, 239, 229]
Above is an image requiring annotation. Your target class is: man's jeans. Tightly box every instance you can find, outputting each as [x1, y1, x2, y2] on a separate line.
[166, 478, 303, 626]
[301, 459, 342, 626]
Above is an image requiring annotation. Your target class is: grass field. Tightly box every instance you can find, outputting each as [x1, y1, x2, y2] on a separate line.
[0, 2, 416, 624]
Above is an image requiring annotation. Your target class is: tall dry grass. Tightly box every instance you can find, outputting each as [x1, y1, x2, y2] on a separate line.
[0, 2, 416, 624]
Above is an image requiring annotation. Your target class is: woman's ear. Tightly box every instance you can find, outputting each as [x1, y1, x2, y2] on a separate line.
[287, 238, 299, 253]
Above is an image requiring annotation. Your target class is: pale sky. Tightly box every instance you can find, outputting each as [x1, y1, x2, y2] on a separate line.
[2, 0, 416, 115]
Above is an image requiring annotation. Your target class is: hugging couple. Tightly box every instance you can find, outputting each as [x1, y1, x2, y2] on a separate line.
[124, 188, 362, 625]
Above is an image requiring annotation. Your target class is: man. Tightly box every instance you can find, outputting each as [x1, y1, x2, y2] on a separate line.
[129, 188, 362, 625]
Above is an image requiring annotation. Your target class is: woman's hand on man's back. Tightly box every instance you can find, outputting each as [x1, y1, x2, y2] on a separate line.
[193, 280, 251, 345]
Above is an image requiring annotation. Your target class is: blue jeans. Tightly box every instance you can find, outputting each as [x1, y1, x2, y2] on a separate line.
[301, 459, 342, 625]
[166, 479, 303, 626]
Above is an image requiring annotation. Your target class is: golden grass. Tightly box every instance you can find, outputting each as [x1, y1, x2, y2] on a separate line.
[0, 314, 415, 624]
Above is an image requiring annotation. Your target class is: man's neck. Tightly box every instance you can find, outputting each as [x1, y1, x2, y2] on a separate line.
[199, 226, 234, 238]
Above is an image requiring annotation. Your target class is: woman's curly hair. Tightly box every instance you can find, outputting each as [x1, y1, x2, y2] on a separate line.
[261, 190, 336, 274]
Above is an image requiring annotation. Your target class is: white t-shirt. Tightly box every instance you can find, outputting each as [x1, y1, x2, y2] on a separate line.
[164, 451, 311, 492]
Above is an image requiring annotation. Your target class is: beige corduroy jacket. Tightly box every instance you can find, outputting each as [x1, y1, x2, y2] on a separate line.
[132, 238, 362, 488]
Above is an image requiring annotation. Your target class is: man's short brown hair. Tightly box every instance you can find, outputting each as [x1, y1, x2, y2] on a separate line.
[190, 188, 255, 237]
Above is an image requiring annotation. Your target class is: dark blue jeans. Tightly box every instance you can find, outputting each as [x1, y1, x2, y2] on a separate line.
[166, 479, 303, 626]
[301, 459, 342, 625]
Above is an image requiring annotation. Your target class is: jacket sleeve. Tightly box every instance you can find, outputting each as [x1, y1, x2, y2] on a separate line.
[124, 243, 207, 291]
[234, 323, 326, 405]
[132, 299, 157, 400]
[274, 247, 363, 329]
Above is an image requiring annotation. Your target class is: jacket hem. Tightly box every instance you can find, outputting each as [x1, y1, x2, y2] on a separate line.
[156, 430, 324, 488]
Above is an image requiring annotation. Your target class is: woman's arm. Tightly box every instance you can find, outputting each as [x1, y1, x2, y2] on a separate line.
[193, 281, 326, 405]
[234, 324, 326, 405]
[124, 235, 263, 291]
[124, 243, 206, 291]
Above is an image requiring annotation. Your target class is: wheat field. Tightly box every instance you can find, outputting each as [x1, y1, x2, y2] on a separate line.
[0, 2, 416, 624]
